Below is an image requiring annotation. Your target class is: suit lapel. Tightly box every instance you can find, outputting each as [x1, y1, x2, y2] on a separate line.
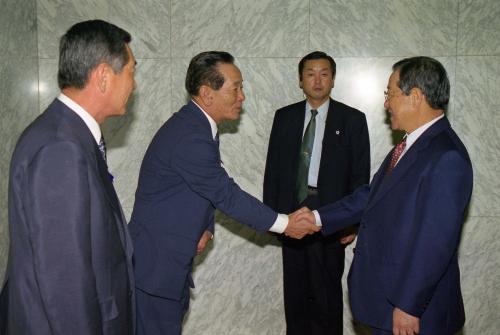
[93, 144, 121, 211]
[366, 150, 393, 204]
[52, 100, 122, 212]
[318, 98, 341, 184]
[186, 101, 221, 159]
[366, 146, 419, 210]
[289, 101, 307, 183]
[89, 125, 130, 260]
[53, 100, 129, 255]
[186, 100, 214, 133]
[86, 117, 132, 264]
[366, 117, 451, 211]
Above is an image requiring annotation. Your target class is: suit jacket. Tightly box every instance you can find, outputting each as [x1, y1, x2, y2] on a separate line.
[263, 98, 370, 221]
[0, 99, 134, 335]
[129, 101, 277, 301]
[317, 117, 473, 334]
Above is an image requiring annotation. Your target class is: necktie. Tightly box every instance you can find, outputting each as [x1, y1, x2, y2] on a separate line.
[295, 109, 318, 204]
[215, 132, 223, 165]
[98, 135, 114, 182]
[387, 136, 407, 174]
[98, 136, 107, 162]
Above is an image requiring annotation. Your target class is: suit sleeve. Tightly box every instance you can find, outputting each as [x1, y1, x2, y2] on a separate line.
[263, 109, 282, 210]
[348, 113, 370, 192]
[388, 150, 473, 317]
[27, 141, 102, 334]
[171, 133, 277, 232]
[318, 184, 371, 236]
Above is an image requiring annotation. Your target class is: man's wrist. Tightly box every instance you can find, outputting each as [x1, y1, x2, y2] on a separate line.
[268, 213, 288, 233]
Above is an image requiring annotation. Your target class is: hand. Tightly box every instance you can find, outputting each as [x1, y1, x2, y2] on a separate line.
[340, 233, 356, 245]
[393, 307, 420, 335]
[197, 230, 213, 255]
[284, 207, 320, 239]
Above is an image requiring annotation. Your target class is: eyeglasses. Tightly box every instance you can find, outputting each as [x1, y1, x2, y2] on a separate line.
[384, 90, 404, 101]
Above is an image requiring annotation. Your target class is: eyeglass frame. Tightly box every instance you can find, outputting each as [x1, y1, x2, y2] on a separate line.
[384, 89, 405, 101]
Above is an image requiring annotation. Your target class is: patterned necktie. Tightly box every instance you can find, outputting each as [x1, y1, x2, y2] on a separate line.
[387, 136, 407, 173]
[295, 109, 318, 204]
[98, 136, 107, 162]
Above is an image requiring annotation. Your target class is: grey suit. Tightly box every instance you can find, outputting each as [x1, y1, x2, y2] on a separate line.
[0, 99, 134, 335]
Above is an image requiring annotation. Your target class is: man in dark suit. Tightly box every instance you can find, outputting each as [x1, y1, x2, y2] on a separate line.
[298, 56, 473, 335]
[129, 51, 319, 335]
[0, 20, 137, 335]
[263, 51, 370, 334]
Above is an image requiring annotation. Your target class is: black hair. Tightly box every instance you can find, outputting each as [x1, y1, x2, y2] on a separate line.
[393, 56, 450, 110]
[185, 51, 235, 96]
[298, 51, 336, 80]
[58, 19, 131, 89]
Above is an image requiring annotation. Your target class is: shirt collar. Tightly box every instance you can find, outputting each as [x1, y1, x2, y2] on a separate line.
[306, 99, 329, 121]
[405, 113, 445, 149]
[192, 99, 218, 140]
[57, 93, 102, 144]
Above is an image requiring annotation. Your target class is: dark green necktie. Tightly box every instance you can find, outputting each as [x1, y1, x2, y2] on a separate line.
[296, 109, 318, 204]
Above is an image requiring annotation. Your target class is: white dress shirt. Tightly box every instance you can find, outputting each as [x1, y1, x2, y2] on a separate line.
[192, 100, 288, 234]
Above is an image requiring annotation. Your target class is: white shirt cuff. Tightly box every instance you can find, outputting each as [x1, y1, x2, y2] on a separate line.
[313, 210, 322, 226]
[268, 213, 288, 233]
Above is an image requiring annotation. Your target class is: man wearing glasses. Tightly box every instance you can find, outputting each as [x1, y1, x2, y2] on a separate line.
[297, 56, 473, 335]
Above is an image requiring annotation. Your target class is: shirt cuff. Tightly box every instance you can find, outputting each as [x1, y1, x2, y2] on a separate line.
[313, 210, 322, 226]
[268, 213, 288, 233]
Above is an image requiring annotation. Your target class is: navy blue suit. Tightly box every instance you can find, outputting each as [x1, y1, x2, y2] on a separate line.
[317, 117, 472, 334]
[130, 101, 278, 334]
[0, 99, 134, 335]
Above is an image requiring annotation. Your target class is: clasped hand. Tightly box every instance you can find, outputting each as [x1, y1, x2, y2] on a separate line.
[284, 207, 319, 239]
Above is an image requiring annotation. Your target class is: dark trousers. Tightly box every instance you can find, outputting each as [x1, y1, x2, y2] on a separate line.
[136, 284, 190, 335]
[282, 194, 346, 335]
[370, 327, 392, 335]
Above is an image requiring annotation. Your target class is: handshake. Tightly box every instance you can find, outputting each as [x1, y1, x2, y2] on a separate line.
[283, 207, 319, 239]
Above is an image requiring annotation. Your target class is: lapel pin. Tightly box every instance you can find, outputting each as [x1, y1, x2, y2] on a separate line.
[335, 130, 340, 135]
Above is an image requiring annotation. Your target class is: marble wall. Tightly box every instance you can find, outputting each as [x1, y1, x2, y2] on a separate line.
[0, 0, 38, 278]
[1, 0, 499, 333]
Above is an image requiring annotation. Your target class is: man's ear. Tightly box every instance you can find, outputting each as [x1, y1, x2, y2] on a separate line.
[92, 63, 109, 94]
[199, 85, 213, 106]
[410, 87, 424, 108]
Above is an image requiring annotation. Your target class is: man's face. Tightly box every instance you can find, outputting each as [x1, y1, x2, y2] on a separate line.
[384, 70, 414, 131]
[107, 44, 137, 117]
[300, 59, 334, 105]
[210, 63, 245, 123]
